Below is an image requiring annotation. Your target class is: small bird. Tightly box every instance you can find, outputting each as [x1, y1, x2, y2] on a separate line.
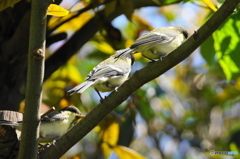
[0, 106, 85, 143]
[67, 49, 134, 99]
[116, 26, 188, 61]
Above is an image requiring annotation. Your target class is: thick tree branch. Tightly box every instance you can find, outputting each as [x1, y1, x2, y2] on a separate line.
[17, 0, 51, 158]
[39, 0, 240, 158]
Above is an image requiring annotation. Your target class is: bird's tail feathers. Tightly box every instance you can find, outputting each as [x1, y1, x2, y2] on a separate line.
[67, 81, 94, 96]
[114, 48, 133, 59]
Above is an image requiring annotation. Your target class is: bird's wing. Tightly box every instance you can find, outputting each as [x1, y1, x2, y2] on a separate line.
[131, 31, 176, 49]
[41, 112, 66, 122]
[87, 65, 127, 80]
[0, 120, 20, 126]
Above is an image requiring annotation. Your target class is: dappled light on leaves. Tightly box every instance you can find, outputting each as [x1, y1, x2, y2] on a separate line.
[99, 114, 146, 159]
[43, 63, 82, 108]
[100, 116, 119, 146]
[2, 0, 240, 158]
[201, 17, 240, 81]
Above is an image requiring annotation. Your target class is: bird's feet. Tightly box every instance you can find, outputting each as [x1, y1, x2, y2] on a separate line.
[100, 96, 107, 104]
[148, 59, 157, 65]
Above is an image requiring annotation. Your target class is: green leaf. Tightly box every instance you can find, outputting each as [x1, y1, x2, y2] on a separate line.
[201, 17, 240, 81]
[0, 0, 21, 11]
[212, 17, 240, 81]
[200, 35, 216, 66]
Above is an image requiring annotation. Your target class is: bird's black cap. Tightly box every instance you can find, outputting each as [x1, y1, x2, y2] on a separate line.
[60, 106, 81, 115]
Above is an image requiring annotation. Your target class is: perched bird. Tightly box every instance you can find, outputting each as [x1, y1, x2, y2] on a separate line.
[0, 106, 84, 143]
[67, 49, 134, 99]
[116, 26, 188, 61]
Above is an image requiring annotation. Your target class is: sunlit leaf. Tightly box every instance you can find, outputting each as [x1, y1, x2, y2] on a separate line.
[91, 41, 115, 55]
[48, 12, 93, 32]
[202, 0, 217, 12]
[47, 4, 69, 17]
[50, 64, 82, 83]
[212, 17, 240, 81]
[100, 116, 119, 146]
[101, 143, 113, 158]
[0, 0, 21, 11]
[113, 146, 146, 159]
[100, 115, 120, 158]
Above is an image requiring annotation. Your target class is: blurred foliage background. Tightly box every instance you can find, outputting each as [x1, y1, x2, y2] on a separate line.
[1, 0, 240, 158]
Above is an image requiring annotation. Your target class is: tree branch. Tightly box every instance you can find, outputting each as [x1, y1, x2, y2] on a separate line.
[39, 0, 240, 158]
[17, 0, 51, 158]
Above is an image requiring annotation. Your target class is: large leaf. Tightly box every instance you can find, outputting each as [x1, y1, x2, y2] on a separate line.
[200, 17, 240, 81]
[100, 115, 120, 158]
[100, 116, 120, 146]
[213, 17, 240, 81]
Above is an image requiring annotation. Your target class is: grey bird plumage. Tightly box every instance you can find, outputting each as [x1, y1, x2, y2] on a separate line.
[67, 49, 134, 98]
[116, 26, 188, 61]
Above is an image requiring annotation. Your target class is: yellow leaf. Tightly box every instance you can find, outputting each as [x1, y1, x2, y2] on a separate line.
[47, 4, 69, 17]
[101, 143, 113, 158]
[50, 64, 82, 83]
[91, 41, 115, 55]
[0, 0, 21, 11]
[99, 115, 119, 146]
[48, 12, 93, 32]
[202, 0, 217, 12]
[113, 146, 146, 159]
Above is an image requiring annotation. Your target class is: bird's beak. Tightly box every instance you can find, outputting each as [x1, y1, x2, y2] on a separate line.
[76, 114, 85, 118]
